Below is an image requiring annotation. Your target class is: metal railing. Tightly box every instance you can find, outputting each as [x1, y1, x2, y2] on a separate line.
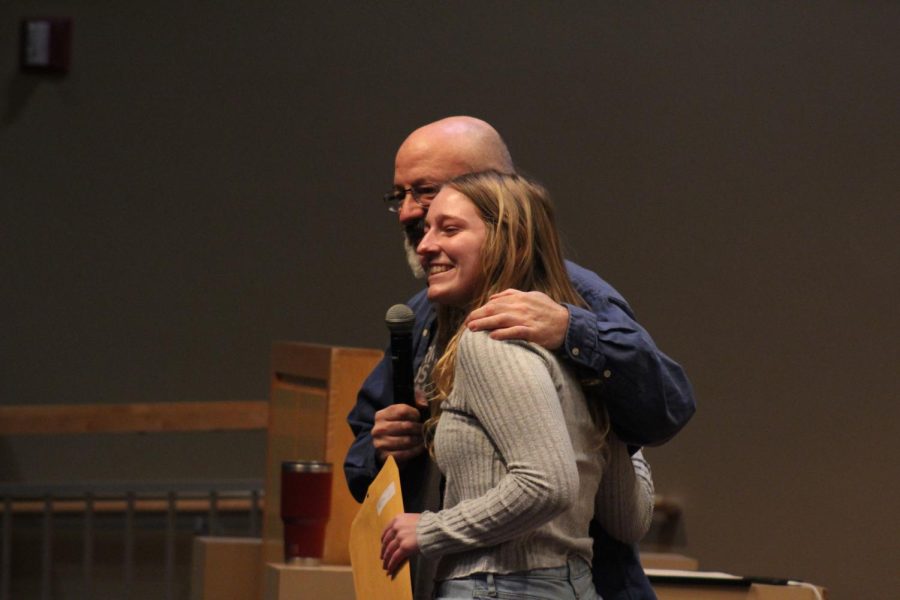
[0, 480, 264, 600]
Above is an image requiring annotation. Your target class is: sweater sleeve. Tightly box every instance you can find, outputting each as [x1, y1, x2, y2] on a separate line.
[594, 437, 654, 544]
[416, 331, 579, 558]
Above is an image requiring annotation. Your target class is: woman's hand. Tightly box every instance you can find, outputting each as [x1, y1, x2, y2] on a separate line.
[380, 513, 421, 577]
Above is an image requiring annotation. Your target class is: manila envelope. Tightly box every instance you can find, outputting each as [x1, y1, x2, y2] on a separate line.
[348, 456, 413, 600]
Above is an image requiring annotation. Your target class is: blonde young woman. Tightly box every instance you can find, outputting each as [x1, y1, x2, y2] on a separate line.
[379, 171, 653, 600]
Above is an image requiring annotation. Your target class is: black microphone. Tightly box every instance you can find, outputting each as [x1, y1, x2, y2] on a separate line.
[385, 304, 416, 407]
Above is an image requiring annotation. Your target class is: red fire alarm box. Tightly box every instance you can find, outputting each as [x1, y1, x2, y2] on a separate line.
[21, 18, 73, 74]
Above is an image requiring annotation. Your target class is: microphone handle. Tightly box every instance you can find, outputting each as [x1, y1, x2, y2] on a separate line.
[389, 331, 415, 406]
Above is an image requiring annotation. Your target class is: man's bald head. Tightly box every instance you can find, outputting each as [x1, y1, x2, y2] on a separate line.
[395, 116, 514, 181]
[393, 116, 514, 277]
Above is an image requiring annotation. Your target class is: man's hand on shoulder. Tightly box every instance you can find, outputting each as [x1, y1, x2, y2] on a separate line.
[466, 289, 569, 350]
[372, 403, 425, 466]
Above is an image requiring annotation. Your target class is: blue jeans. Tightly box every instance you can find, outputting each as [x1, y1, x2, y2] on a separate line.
[434, 556, 601, 600]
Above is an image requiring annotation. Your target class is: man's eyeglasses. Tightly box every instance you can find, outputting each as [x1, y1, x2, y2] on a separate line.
[383, 184, 442, 213]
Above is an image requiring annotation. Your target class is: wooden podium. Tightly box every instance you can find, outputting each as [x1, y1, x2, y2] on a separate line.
[258, 342, 382, 597]
[190, 342, 383, 600]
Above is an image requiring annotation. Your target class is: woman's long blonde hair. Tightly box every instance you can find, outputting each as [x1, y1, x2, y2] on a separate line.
[424, 171, 608, 450]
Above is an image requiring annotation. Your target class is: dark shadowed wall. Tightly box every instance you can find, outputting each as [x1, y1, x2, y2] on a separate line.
[2, 3, 898, 599]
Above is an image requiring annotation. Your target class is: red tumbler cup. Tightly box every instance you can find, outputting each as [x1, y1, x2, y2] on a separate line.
[280, 460, 332, 565]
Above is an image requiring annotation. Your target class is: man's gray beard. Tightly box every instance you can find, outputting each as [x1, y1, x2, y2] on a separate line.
[404, 236, 426, 279]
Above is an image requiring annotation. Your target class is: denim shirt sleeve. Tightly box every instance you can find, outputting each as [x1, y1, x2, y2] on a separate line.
[561, 261, 696, 447]
[344, 349, 393, 502]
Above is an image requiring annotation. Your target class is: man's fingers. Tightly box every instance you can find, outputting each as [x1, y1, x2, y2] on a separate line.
[465, 297, 509, 324]
[373, 434, 423, 452]
[465, 288, 569, 350]
[373, 407, 425, 464]
[372, 408, 423, 440]
[487, 325, 532, 342]
[466, 294, 528, 329]
[372, 418, 422, 438]
[467, 313, 516, 332]
[376, 404, 421, 422]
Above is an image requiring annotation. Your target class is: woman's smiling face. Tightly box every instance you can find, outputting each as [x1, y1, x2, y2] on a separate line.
[417, 188, 488, 308]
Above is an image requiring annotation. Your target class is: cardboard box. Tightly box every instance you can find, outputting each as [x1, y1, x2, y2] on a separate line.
[191, 537, 261, 600]
[265, 563, 355, 600]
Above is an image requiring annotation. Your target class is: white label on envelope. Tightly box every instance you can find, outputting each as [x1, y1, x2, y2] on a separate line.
[376, 481, 396, 515]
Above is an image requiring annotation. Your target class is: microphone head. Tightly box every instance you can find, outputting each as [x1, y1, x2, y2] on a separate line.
[385, 304, 415, 333]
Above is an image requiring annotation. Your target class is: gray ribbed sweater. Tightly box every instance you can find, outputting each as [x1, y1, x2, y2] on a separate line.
[416, 330, 651, 581]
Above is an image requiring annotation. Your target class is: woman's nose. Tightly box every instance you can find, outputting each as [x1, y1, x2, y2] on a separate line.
[417, 229, 435, 255]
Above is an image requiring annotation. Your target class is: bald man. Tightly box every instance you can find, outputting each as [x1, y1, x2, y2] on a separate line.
[345, 117, 694, 600]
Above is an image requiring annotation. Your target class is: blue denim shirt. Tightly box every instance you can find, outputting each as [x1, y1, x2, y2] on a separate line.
[345, 260, 695, 600]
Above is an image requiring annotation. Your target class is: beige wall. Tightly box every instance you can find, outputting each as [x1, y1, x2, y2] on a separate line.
[1, 2, 897, 599]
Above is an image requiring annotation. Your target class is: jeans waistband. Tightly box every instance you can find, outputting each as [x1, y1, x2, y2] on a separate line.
[459, 555, 591, 582]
